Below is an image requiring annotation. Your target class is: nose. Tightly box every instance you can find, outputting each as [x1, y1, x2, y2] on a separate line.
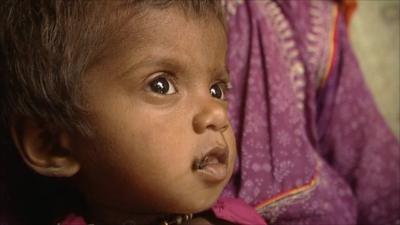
[192, 98, 229, 134]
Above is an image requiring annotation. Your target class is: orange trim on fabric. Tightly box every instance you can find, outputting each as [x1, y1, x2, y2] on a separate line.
[341, 0, 358, 26]
[255, 172, 319, 210]
[319, 5, 340, 88]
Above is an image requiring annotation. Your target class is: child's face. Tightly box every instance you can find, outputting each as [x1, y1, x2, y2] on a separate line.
[72, 7, 236, 217]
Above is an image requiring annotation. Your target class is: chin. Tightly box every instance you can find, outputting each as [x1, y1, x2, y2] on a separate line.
[176, 188, 224, 214]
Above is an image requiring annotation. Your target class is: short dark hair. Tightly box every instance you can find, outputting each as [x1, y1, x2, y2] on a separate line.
[0, 0, 225, 136]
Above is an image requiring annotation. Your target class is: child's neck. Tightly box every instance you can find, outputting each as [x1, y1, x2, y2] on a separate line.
[86, 204, 192, 225]
[86, 203, 160, 224]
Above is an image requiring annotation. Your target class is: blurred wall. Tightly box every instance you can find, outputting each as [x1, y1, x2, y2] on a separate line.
[350, 0, 400, 138]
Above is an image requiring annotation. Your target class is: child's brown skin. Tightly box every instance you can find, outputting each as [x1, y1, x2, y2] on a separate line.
[12, 6, 237, 225]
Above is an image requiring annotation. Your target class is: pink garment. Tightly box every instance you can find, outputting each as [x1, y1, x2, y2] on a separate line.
[212, 198, 267, 225]
[60, 214, 86, 225]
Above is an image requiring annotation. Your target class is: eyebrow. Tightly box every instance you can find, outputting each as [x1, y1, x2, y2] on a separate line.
[119, 54, 229, 81]
[223, 64, 230, 80]
[118, 54, 187, 80]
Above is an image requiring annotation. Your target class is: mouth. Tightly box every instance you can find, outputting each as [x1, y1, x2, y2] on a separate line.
[192, 146, 229, 183]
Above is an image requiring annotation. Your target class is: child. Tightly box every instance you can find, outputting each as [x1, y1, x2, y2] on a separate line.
[0, 1, 266, 225]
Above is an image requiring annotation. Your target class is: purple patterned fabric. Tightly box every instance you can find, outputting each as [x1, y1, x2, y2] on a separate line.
[221, 0, 400, 225]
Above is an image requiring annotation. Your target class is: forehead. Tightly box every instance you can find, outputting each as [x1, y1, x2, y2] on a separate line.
[131, 8, 224, 42]
[123, 6, 226, 53]
[90, 6, 228, 79]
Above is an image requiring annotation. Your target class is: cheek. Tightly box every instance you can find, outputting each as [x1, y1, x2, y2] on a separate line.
[77, 131, 195, 211]
[226, 125, 237, 150]
[101, 117, 194, 175]
[225, 127, 237, 171]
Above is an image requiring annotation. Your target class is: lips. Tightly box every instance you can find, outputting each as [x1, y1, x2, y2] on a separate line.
[193, 146, 229, 183]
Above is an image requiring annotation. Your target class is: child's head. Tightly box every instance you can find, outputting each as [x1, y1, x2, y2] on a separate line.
[0, 0, 236, 224]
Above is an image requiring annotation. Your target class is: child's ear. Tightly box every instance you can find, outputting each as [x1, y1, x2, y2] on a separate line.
[10, 117, 80, 177]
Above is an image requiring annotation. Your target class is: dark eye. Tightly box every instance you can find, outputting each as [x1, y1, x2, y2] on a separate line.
[149, 76, 177, 95]
[210, 82, 229, 100]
